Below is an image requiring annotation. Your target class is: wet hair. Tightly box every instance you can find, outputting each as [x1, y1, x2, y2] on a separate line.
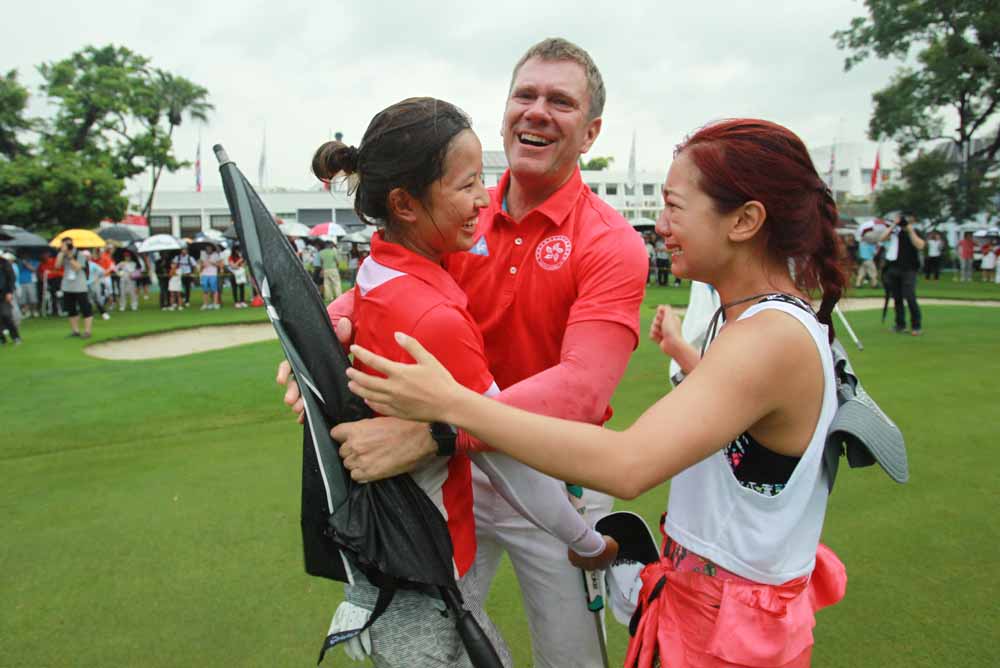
[510, 37, 606, 120]
[311, 97, 472, 227]
[675, 119, 847, 340]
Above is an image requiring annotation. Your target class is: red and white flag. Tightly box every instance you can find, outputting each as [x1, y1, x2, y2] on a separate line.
[195, 140, 202, 193]
[870, 146, 881, 192]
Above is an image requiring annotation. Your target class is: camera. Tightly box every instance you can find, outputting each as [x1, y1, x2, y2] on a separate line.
[897, 216, 909, 229]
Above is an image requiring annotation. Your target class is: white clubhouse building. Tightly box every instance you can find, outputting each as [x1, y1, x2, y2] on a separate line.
[147, 143, 899, 238]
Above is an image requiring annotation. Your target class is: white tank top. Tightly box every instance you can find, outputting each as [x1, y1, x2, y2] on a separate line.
[662, 298, 838, 585]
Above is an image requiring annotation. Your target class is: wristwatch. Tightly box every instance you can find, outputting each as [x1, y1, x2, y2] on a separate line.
[430, 422, 458, 457]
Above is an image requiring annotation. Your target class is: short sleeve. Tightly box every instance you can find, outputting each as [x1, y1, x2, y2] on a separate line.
[411, 304, 495, 395]
[566, 220, 648, 345]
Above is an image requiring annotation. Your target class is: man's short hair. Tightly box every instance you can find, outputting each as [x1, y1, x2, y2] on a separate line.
[510, 38, 606, 120]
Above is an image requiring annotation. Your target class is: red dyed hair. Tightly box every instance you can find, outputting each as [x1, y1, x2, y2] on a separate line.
[676, 119, 846, 339]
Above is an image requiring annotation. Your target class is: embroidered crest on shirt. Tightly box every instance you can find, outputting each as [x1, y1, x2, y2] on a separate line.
[535, 235, 572, 271]
[469, 236, 489, 256]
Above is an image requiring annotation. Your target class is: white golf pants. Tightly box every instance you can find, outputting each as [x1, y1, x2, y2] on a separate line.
[471, 464, 613, 668]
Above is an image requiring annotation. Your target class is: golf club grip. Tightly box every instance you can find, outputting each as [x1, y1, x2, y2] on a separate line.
[213, 144, 231, 165]
[440, 588, 503, 668]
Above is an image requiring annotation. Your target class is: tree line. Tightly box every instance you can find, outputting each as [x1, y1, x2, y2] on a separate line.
[0, 45, 212, 233]
[836, 0, 999, 225]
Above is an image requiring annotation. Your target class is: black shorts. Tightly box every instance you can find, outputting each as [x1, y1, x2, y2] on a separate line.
[63, 291, 93, 318]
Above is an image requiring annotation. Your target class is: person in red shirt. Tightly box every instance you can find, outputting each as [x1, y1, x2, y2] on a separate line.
[282, 38, 645, 667]
[37, 249, 63, 316]
[311, 97, 613, 667]
[957, 232, 975, 282]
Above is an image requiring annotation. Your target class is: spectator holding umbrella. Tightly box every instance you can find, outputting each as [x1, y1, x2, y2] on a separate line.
[0, 251, 22, 345]
[55, 238, 93, 338]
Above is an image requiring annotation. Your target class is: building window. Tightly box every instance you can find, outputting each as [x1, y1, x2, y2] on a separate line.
[624, 184, 635, 196]
[276, 212, 297, 221]
[179, 215, 202, 235]
[149, 216, 172, 235]
[643, 183, 655, 196]
[839, 169, 849, 177]
[605, 184, 618, 196]
[210, 215, 231, 230]
[587, 183, 599, 194]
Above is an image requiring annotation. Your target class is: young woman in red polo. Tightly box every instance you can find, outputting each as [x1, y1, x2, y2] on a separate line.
[313, 97, 611, 667]
[346, 119, 853, 668]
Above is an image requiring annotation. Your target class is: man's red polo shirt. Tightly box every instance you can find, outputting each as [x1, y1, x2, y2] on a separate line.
[445, 168, 647, 405]
[353, 232, 495, 576]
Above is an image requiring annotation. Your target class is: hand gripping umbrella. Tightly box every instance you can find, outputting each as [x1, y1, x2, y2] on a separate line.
[214, 145, 502, 668]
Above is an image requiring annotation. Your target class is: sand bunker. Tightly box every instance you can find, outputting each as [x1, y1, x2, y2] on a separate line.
[84, 298, 997, 361]
[85, 323, 276, 360]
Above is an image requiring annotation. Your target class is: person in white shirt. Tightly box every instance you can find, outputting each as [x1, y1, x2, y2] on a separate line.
[924, 231, 944, 280]
[199, 245, 222, 310]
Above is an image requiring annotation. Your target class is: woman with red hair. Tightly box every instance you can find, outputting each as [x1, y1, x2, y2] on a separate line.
[346, 119, 849, 667]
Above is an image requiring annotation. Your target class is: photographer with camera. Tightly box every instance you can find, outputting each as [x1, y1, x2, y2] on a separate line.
[879, 213, 926, 335]
[55, 238, 94, 339]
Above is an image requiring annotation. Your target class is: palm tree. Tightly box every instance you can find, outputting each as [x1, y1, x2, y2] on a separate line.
[139, 70, 213, 218]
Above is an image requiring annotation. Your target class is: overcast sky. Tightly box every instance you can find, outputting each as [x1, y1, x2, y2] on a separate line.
[3, 0, 902, 200]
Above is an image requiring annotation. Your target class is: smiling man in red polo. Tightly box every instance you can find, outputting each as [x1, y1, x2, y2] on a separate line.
[282, 38, 647, 667]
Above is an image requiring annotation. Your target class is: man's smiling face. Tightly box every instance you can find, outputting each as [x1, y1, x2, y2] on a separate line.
[502, 57, 602, 194]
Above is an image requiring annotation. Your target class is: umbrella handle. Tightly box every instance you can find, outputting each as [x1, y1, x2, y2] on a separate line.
[439, 587, 503, 668]
[213, 144, 231, 166]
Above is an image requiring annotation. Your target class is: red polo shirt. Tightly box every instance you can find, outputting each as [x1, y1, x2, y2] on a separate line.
[445, 168, 647, 404]
[353, 232, 494, 577]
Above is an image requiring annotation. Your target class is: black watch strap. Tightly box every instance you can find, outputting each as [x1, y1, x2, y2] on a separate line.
[430, 422, 458, 457]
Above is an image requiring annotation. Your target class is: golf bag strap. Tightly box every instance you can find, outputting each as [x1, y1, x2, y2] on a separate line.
[317, 578, 397, 665]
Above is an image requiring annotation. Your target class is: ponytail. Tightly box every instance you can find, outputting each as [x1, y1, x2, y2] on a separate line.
[311, 141, 359, 183]
[813, 186, 847, 342]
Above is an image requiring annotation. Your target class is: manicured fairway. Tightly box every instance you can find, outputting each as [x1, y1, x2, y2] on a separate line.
[2, 286, 997, 667]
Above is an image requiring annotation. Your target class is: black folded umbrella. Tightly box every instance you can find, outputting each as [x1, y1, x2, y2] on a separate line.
[214, 145, 501, 668]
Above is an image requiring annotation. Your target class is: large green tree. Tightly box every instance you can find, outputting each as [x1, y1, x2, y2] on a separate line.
[38, 44, 213, 218]
[0, 70, 34, 159]
[0, 45, 213, 233]
[834, 0, 1000, 221]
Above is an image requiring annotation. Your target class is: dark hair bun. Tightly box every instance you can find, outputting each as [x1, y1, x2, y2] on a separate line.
[312, 140, 360, 181]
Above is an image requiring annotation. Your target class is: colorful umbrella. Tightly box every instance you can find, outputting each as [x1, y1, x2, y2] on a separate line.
[309, 222, 347, 237]
[50, 229, 107, 249]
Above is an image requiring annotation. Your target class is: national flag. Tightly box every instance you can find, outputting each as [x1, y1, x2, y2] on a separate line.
[870, 146, 881, 192]
[827, 141, 836, 189]
[195, 140, 202, 192]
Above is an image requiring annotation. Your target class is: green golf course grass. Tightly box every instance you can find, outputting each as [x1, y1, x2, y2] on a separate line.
[2, 284, 998, 667]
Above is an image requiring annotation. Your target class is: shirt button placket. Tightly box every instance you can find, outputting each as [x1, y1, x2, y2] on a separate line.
[509, 236, 526, 285]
